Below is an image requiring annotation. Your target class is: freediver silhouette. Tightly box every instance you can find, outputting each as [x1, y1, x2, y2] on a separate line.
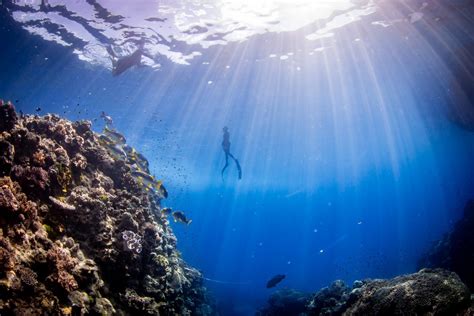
[221, 126, 242, 180]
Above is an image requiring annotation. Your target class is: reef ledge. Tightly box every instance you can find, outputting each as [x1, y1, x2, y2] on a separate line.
[0, 100, 213, 315]
[258, 268, 474, 315]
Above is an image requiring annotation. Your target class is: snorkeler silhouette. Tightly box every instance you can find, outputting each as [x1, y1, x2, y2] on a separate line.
[221, 126, 242, 180]
[107, 39, 149, 76]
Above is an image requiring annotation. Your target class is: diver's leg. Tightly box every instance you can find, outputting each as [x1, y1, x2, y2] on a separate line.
[221, 154, 229, 180]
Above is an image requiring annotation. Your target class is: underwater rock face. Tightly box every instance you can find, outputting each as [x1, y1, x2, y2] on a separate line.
[0, 101, 212, 315]
[341, 269, 470, 316]
[257, 288, 311, 316]
[306, 280, 350, 315]
[259, 269, 471, 315]
[418, 200, 474, 292]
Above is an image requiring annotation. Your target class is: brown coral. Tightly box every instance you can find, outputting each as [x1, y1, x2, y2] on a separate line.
[46, 245, 79, 293]
[18, 267, 38, 287]
[11, 165, 50, 196]
[32, 150, 46, 167]
[0, 183, 20, 213]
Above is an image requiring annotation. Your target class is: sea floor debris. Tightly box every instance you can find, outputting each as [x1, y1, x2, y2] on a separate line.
[0, 101, 213, 315]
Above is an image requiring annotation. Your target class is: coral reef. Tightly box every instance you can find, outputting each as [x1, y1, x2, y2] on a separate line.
[259, 269, 472, 315]
[418, 200, 474, 292]
[0, 101, 212, 315]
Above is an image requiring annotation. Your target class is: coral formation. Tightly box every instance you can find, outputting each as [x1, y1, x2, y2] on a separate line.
[259, 269, 472, 315]
[418, 200, 474, 292]
[0, 101, 212, 315]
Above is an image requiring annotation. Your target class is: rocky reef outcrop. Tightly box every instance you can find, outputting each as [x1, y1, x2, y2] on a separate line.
[257, 289, 311, 316]
[258, 269, 472, 315]
[0, 100, 213, 315]
[418, 200, 474, 292]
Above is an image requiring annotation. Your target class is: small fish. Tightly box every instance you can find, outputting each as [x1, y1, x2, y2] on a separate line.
[98, 134, 114, 146]
[131, 170, 155, 183]
[135, 151, 149, 171]
[131, 170, 168, 198]
[161, 207, 172, 216]
[124, 145, 149, 172]
[35, 107, 42, 112]
[104, 143, 127, 161]
[266, 274, 285, 288]
[123, 144, 134, 155]
[103, 126, 126, 144]
[100, 111, 114, 126]
[158, 181, 168, 198]
[172, 211, 192, 225]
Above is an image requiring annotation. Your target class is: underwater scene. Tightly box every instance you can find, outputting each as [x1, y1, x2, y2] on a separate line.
[1, 0, 474, 315]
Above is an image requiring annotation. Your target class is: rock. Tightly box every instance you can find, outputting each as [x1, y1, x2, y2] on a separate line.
[342, 269, 470, 316]
[257, 288, 312, 316]
[93, 297, 116, 315]
[418, 200, 474, 291]
[259, 269, 471, 315]
[307, 279, 350, 315]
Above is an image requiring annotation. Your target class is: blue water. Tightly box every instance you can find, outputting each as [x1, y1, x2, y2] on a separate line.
[1, 1, 474, 314]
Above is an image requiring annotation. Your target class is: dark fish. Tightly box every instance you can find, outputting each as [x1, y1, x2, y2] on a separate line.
[35, 107, 41, 112]
[172, 211, 192, 225]
[266, 274, 285, 288]
[161, 207, 172, 216]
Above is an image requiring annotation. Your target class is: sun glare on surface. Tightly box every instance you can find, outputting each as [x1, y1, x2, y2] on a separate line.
[217, 0, 354, 31]
[220, 0, 356, 31]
